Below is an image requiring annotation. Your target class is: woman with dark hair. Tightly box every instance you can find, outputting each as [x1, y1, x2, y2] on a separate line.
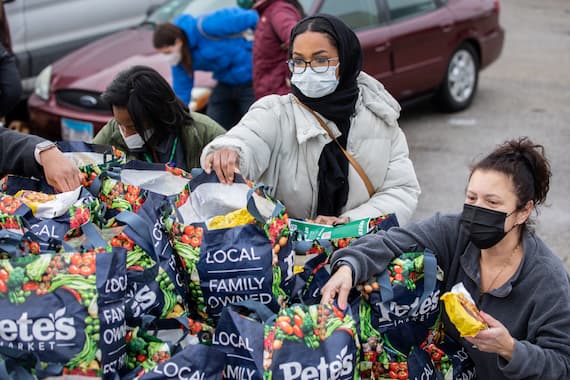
[153, 7, 258, 130]
[322, 137, 570, 380]
[202, 15, 420, 225]
[237, 0, 304, 99]
[92, 66, 225, 171]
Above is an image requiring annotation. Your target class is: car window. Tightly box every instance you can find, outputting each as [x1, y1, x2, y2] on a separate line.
[318, 0, 380, 30]
[146, 0, 237, 24]
[385, 0, 438, 22]
[299, 0, 319, 14]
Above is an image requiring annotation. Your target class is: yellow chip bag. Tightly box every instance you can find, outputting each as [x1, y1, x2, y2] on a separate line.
[208, 208, 255, 230]
[14, 188, 81, 218]
[440, 282, 488, 337]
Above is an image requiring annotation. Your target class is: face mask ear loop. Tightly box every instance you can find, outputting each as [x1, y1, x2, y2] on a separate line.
[504, 208, 519, 235]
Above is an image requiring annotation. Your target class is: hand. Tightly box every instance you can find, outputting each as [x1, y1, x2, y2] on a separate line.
[465, 311, 515, 361]
[40, 148, 82, 192]
[203, 148, 240, 184]
[312, 215, 350, 225]
[320, 265, 353, 310]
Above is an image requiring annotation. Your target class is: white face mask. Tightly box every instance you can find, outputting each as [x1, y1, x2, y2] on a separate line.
[119, 127, 145, 150]
[164, 51, 182, 66]
[291, 64, 339, 98]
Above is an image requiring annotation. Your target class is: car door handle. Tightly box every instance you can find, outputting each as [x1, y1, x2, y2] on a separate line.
[375, 43, 390, 53]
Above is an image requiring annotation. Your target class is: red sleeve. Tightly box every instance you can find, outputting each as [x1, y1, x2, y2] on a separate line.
[268, 4, 302, 48]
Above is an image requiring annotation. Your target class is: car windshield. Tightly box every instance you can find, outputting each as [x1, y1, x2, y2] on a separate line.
[146, 0, 239, 24]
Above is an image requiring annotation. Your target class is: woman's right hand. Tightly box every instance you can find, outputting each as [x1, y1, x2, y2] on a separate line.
[203, 148, 240, 184]
[320, 265, 353, 310]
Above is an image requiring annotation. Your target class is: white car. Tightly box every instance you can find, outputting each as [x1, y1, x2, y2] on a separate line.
[4, 0, 166, 91]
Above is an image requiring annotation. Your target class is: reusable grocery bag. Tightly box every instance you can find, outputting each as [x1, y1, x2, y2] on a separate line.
[0, 243, 127, 379]
[289, 214, 399, 306]
[109, 208, 189, 326]
[134, 343, 225, 380]
[81, 161, 192, 325]
[0, 183, 105, 242]
[88, 160, 191, 225]
[165, 171, 295, 324]
[355, 250, 445, 379]
[213, 300, 359, 380]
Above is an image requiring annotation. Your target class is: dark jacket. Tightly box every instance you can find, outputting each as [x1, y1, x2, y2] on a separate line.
[0, 3, 12, 54]
[92, 112, 225, 170]
[331, 212, 570, 380]
[253, 0, 302, 99]
[0, 127, 44, 178]
[171, 7, 258, 104]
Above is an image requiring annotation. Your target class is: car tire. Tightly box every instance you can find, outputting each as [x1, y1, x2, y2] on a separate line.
[436, 43, 479, 112]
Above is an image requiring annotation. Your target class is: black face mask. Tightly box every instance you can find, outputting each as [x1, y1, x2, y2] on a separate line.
[460, 204, 514, 249]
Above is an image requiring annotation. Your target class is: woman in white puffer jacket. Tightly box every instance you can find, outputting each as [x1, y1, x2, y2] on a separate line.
[201, 14, 420, 226]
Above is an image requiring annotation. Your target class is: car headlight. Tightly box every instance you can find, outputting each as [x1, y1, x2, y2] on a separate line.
[189, 87, 211, 112]
[34, 65, 52, 101]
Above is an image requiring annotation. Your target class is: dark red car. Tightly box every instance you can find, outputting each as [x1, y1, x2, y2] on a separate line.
[28, 0, 504, 141]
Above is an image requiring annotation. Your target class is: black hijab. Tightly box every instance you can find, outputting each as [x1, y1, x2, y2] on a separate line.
[290, 14, 363, 217]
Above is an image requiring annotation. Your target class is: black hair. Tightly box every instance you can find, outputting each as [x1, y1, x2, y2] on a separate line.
[288, 17, 337, 57]
[101, 65, 193, 146]
[471, 136, 552, 230]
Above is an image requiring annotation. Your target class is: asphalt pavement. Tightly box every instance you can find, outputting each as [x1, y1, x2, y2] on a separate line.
[399, 0, 570, 271]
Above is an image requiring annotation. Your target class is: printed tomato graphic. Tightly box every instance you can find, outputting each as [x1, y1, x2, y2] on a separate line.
[0, 194, 23, 214]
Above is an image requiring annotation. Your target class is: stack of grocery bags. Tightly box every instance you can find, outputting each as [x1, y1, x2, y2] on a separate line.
[0, 142, 475, 379]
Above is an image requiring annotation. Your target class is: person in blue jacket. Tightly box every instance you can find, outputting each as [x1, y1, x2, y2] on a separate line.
[153, 7, 258, 130]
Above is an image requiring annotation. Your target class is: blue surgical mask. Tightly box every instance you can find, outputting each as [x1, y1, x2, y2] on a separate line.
[291, 64, 340, 98]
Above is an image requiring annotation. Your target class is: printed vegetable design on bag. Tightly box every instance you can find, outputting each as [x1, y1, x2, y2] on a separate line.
[168, 221, 207, 320]
[125, 327, 171, 375]
[75, 146, 126, 188]
[110, 231, 185, 321]
[0, 213, 25, 235]
[0, 192, 104, 244]
[0, 247, 127, 378]
[263, 304, 358, 380]
[0, 193, 25, 215]
[100, 179, 147, 217]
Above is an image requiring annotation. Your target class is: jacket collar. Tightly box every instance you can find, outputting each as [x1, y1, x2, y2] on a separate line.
[460, 231, 533, 298]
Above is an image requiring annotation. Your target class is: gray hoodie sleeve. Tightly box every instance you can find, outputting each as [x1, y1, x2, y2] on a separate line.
[330, 212, 461, 283]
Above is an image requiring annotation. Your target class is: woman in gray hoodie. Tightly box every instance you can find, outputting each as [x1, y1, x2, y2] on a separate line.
[322, 137, 570, 380]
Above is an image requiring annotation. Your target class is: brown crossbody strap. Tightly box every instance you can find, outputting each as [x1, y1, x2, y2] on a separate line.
[292, 96, 375, 197]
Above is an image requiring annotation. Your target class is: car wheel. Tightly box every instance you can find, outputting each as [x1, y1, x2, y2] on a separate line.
[437, 43, 479, 112]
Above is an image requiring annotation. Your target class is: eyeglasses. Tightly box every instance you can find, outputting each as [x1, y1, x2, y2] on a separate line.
[287, 57, 339, 74]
